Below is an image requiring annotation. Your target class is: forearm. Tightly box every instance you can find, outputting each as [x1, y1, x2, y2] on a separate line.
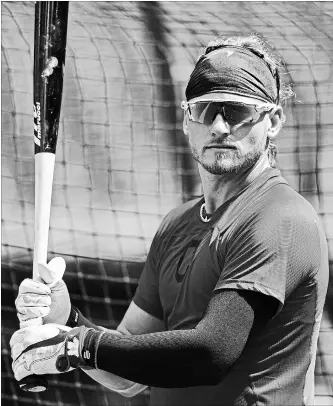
[81, 368, 147, 397]
[80, 290, 260, 388]
[84, 328, 224, 388]
[68, 307, 147, 395]
[75, 290, 276, 388]
[85, 325, 147, 394]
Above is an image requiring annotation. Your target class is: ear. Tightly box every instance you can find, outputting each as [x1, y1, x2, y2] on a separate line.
[183, 111, 189, 136]
[267, 106, 284, 140]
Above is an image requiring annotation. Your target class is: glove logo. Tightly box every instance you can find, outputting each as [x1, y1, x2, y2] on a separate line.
[83, 350, 91, 359]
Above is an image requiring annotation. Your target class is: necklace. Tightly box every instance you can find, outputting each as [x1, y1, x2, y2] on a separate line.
[200, 203, 211, 222]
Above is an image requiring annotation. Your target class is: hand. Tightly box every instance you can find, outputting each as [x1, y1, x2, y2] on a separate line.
[15, 257, 71, 328]
[10, 324, 91, 382]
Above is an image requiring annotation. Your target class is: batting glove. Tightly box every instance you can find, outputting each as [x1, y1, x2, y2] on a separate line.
[15, 257, 71, 328]
[10, 324, 94, 383]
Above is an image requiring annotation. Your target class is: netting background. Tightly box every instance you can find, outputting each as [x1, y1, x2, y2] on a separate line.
[1, 2, 333, 406]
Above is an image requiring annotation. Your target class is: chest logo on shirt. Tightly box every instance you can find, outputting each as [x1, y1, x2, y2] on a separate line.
[175, 239, 201, 283]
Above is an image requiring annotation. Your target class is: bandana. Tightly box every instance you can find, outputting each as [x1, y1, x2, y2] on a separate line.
[185, 46, 279, 104]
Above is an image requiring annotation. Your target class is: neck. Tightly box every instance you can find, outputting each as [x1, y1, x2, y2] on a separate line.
[200, 154, 271, 214]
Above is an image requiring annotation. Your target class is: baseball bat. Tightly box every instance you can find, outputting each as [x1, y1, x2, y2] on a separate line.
[19, 1, 69, 393]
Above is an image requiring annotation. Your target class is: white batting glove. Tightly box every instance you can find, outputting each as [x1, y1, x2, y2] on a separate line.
[10, 324, 92, 383]
[15, 257, 71, 328]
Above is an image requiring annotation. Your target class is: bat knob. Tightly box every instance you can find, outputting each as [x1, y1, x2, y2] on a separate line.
[19, 375, 48, 392]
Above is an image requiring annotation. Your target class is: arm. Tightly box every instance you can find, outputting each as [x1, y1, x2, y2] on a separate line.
[79, 219, 166, 394]
[11, 289, 277, 390]
[80, 289, 278, 388]
[15, 259, 165, 397]
[76, 301, 165, 396]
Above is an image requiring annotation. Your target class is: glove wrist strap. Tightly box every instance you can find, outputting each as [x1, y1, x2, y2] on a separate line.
[66, 306, 98, 329]
[56, 326, 98, 372]
[66, 306, 80, 328]
[81, 329, 104, 368]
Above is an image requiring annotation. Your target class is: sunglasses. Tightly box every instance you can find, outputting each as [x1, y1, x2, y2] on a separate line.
[181, 100, 275, 127]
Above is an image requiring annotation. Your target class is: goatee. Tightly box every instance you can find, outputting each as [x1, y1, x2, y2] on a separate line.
[190, 146, 263, 175]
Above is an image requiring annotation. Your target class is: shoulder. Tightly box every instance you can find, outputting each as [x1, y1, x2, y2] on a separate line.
[260, 184, 328, 286]
[243, 183, 327, 259]
[247, 168, 319, 224]
[229, 182, 323, 248]
[261, 183, 321, 227]
[167, 197, 202, 219]
[156, 197, 202, 235]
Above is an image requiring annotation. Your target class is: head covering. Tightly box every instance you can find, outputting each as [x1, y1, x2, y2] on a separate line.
[185, 46, 279, 104]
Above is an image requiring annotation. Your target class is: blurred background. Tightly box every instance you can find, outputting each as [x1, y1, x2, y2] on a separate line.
[1, 2, 332, 406]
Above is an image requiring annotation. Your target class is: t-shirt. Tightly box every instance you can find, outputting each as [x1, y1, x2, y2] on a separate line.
[133, 167, 329, 406]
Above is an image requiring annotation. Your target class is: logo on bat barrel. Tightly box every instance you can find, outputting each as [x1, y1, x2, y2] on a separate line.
[33, 102, 41, 146]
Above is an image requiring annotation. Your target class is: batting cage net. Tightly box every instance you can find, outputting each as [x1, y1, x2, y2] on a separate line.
[2, 2, 332, 406]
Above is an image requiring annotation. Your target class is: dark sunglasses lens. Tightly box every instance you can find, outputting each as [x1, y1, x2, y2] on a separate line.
[190, 102, 257, 125]
[191, 103, 231, 125]
[223, 103, 256, 123]
[190, 103, 211, 124]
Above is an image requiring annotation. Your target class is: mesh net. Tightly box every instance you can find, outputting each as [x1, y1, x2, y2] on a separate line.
[1, 2, 333, 406]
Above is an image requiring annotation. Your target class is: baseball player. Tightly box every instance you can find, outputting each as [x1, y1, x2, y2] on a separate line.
[12, 34, 328, 406]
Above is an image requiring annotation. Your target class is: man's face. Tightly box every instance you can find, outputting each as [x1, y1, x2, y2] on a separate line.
[184, 99, 275, 175]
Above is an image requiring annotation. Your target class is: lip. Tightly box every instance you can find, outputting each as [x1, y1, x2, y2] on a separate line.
[205, 145, 237, 150]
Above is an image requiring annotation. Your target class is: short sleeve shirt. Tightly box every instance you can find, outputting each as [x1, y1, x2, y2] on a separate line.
[133, 168, 329, 406]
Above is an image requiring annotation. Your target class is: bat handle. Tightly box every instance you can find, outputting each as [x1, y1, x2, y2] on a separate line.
[19, 375, 49, 392]
[19, 152, 55, 391]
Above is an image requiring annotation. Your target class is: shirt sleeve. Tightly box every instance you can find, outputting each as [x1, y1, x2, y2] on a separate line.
[213, 203, 320, 314]
[133, 226, 164, 320]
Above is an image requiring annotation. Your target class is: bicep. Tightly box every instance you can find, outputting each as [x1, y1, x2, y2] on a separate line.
[199, 288, 278, 332]
[117, 301, 165, 335]
[195, 289, 278, 369]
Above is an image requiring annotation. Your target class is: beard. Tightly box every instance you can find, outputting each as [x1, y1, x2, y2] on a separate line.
[190, 139, 266, 175]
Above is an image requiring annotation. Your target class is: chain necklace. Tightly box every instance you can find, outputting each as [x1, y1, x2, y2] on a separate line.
[200, 203, 211, 222]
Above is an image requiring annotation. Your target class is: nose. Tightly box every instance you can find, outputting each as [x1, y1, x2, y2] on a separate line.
[210, 113, 230, 137]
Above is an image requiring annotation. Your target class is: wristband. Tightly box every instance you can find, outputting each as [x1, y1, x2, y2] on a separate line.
[81, 329, 104, 368]
[56, 326, 96, 372]
[66, 305, 99, 330]
[66, 306, 80, 328]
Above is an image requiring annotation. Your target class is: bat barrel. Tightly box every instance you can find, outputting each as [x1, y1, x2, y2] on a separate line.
[33, 1, 69, 277]
[34, 1, 69, 155]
